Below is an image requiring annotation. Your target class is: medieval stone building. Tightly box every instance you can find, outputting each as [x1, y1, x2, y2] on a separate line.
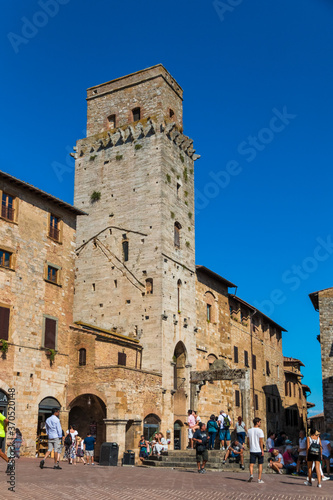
[0, 65, 311, 461]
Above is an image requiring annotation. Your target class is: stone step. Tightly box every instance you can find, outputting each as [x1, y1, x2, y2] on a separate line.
[141, 460, 279, 474]
[162, 456, 252, 464]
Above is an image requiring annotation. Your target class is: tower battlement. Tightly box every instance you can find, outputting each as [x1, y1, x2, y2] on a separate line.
[86, 64, 183, 137]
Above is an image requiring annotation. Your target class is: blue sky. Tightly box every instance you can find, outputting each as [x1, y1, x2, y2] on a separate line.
[2, 0, 333, 414]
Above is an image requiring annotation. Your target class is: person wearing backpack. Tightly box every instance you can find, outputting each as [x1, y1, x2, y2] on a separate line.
[65, 425, 78, 465]
[207, 415, 219, 450]
[218, 410, 232, 450]
[304, 428, 322, 488]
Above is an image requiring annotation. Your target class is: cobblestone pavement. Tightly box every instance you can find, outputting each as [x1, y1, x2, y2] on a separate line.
[1, 458, 333, 500]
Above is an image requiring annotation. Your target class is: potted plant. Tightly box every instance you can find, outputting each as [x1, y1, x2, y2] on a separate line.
[46, 348, 56, 362]
[0, 339, 8, 354]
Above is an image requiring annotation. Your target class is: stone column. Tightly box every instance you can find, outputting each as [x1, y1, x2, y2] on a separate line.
[104, 419, 127, 464]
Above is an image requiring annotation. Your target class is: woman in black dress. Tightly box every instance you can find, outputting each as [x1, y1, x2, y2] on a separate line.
[304, 428, 322, 488]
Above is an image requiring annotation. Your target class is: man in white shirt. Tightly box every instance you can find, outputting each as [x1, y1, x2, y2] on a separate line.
[247, 417, 265, 484]
[295, 429, 307, 475]
[40, 408, 62, 470]
[217, 410, 232, 450]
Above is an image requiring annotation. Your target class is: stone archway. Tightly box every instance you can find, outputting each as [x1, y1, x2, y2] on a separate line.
[68, 394, 106, 461]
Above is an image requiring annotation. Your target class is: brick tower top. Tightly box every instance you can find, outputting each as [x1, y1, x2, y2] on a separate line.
[86, 64, 183, 137]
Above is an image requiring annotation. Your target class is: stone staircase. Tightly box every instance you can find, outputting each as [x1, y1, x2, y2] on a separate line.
[142, 450, 278, 473]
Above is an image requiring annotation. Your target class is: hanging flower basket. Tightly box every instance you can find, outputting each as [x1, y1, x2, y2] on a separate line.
[46, 349, 57, 362]
[0, 339, 9, 354]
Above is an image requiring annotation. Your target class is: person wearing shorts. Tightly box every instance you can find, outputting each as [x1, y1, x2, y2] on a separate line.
[0, 411, 12, 473]
[83, 431, 96, 465]
[40, 408, 62, 470]
[187, 409, 196, 449]
[193, 422, 209, 474]
[222, 440, 245, 469]
[247, 417, 264, 484]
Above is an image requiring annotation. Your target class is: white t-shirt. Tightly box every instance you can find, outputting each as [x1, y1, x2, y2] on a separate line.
[322, 439, 330, 457]
[266, 437, 274, 450]
[66, 429, 78, 443]
[248, 427, 264, 453]
[299, 437, 307, 456]
[218, 413, 230, 429]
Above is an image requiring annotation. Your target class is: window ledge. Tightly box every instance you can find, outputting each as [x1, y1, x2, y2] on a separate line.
[47, 235, 62, 245]
[0, 216, 17, 225]
[44, 278, 62, 287]
[0, 265, 15, 272]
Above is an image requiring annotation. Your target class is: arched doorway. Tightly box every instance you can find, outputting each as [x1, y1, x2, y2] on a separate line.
[38, 397, 61, 434]
[0, 390, 8, 452]
[174, 420, 183, 450]
[143, 414, 160, 441]
[69, 394, 106, 461]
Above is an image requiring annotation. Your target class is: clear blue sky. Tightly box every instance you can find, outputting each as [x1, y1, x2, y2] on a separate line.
[2, 0, 333, 414]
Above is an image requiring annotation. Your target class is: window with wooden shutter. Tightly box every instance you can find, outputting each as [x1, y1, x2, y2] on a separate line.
[0, 306, 10, 340]
[234, 346, 238, 364]
[79, 348, 86, 366]
[118, 352, 126, 366]
[252, 354, 257, 370]
[44, 317, 57, 349]
[235, 390, 240, 407]
[255, 394, 259, 410]
[244, 350, 249, 367]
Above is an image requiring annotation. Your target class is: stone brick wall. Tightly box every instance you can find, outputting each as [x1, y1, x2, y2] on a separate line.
[283, 359, 308, 439]
[318, 289, 333, 433]
[0, 177, 78, 456]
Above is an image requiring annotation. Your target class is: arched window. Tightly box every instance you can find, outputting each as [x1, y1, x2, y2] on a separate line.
[132, 107, 141, 121]
[207, 353, 217, 368]
[169, 108, 175, 119]
[204, 291, 216, 323]
[143, 413, 161, 441]
[107, 114, 116, 129]
[177, 279, 182, 313]
[122, 239, 129, 262]
[79, 348, 86, 366]
[173, 341, 187, 390]
[174, 222, 181, 248]
[146, 278, 153, 294]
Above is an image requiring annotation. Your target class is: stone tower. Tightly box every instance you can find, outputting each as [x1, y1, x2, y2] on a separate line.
[73, 66, 200, 419]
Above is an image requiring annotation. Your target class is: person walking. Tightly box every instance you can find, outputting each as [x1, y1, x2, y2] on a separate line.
[39, 408, 62, 470]
[187, 409, 196, 449]
[247, 417, 265, 484]
[76, 436, 86, 464]
[234, 416, 247, 446]
[320, 433, 331, 477]
[193, 422, 209, 474]
[293, 429, 307, 476]
[207, 414, 219, 450]
[12, 428, 23, 458]
[304, 427, 322, 488]
[218, 410, 232, 450]
[65, 425, 78, 465]
[83, 431, 96, 465]
[0, 411, 13, 473]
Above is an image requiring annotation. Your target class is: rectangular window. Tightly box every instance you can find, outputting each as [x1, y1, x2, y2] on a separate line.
[174, 223, 180, 248]
[266, 360, 271, 376]
[234, 346, 238, 363]
[255, 394, 259, 410]
[252, 354, 257, 370]
[132, 107, 141, 121]
[235, 390, 240, 407]
[118, 352, 127, 366]
[43, 317, 57, 350]
[47, 265, 58, 284]
[122, 240, 129, 262]
[1, 192, 15, 221]
[49, 214, 60, 241]
[0, 306, 10, 340]
[0, 249, 12, 269]
[293, 383, 296, 398]
[298, 388, 301, 399]
[207, 304, 211, 322]
[244, 350, 249, 367]
[285, 381, 289, 397]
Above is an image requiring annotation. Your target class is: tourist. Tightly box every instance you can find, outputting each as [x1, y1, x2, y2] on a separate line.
[266, 432, 275, 452]
[321, 433, 331, 477]
[268, 449, 284, 474]
[234, 416, 247, 445]
[39, 407, 62, 470]
[193, 422, 209, 474]
[139, 435, 149, 462]
[247, 417, 265, 484]
[76, 436, 86, 464]
[304, 427, 322, 488]
[275, 431, 287, 448]
[0, 410, 12, 473]
[187, 409, 196, 449]
[218, 409, 232, 450]
[222, 439, 245, 470]
[65, 424, 78, 465]
[10, 428, 23, 459]
[282, 445, 297, 473]
[207, 414, 219, 450]
[294, 429, 307, 476]
[83, 431, 96, 465]
[154, 432, 168, 455]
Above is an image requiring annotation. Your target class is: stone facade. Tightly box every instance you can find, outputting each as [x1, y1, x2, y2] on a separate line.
[283, 357, 309, 440]
[309, 287, 333, 433]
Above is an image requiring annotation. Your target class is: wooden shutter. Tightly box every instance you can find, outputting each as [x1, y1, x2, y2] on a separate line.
[255, 394, 259, 410]
[244, 350, 248, 367]
[235, 390, 240, 407]
[118, 352, 126, 366]
[266, 360, 270, 375]
[252, 354, 257, 370]
[234, 346, 238, 363]
[0, 307, 10, 340]
[44, 318, 56, 349]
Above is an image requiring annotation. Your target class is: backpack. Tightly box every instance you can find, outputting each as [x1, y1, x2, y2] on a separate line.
[308, 437, 320, 456]
[223, 415, 231, 428]
[64, 433, 72, 446]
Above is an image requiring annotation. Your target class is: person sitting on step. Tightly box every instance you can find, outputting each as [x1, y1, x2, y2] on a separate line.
[222, 439, 245, 470]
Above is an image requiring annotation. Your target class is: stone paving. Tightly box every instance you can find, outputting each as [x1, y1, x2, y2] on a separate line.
[1, 458, 333, 500]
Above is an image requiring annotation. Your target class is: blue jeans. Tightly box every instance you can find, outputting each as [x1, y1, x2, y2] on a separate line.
[237, 432, 246, 445]
[208, 432, 217, 449]
[219, 429, 231, 442]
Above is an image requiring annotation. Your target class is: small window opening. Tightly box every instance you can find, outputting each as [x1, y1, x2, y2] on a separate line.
[132, 107, 141, 121]
[235, 390, 240, 407]
[177, 279, 182, 313]
[114, 280, 118, 288]
[92, 283, 95, 291]
[122, 240, 129, 261]
[118, 352, 127, 366]
[47, 265, 58, 284]
[177, 183, 181, 197]
[207, 304, 211, 322]
[169, 109, 175, 119]
[79, 348, 86, 366]
[107, 114, 116, 129]
[174, 222, 181, 248]
[146, 278, 153, 294]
